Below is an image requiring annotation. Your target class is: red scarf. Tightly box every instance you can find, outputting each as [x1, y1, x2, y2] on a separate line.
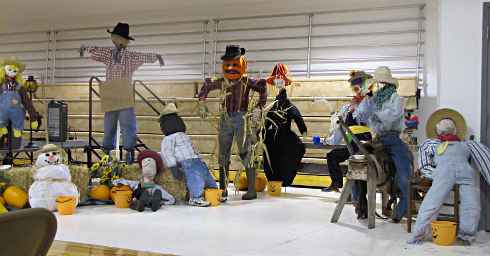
[437, 134, 460, 142]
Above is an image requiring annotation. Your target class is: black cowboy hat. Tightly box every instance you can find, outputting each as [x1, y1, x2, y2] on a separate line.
[348, 70, 372, 85]
[107, 22, 134, 41]
[221, 45, 246, 60]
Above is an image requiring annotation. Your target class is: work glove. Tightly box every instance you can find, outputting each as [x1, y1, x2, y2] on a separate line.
[198, 101, 209, 119]
[366, 91, 374, 97]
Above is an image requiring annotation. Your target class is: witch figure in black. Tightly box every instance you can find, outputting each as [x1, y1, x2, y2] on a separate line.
[263, 64, 307, 186]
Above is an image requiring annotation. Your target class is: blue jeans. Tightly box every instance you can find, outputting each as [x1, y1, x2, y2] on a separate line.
[103, 107, 137, 150]
[219, 112, 252, 169]
[0, 91, 25, 130]
[181, 158, 218, 199]
[380, 133, 412, 219]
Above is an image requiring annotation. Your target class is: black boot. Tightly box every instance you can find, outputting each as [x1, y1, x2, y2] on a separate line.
[136, 190, 150, 212]
[150, 190, 162, 212]
[242, 168, 257, 200]
[219, 166, 228, 198]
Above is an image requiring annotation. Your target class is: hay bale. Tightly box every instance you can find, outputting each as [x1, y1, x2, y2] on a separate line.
[122, 165, 188, 203]
[5, 165, 90, 200]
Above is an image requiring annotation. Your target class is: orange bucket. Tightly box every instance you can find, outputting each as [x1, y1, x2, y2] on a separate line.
[267, 181, 282, 196]
[204, 188, 222, 207]
[113, 190, 133, 208]
[56, 196, 77, 215]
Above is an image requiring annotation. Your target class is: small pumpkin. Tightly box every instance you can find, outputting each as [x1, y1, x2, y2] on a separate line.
[56, 196, 77, 215]
[3, 186, 28, 209]
[110, 185, 132, 201]
[237, 173, 267, 192]
[89, 185, 111, 201]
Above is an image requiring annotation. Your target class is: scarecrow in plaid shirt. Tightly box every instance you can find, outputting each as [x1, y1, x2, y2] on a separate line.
[198, 45, 267, 201]
[80, 22, 164, 163]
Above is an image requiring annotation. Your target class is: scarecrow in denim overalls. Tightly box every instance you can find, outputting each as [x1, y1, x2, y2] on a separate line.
[0, 58, 42, 144]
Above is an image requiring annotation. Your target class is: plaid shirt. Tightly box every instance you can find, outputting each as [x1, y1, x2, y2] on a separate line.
[198, 77, 267, 113]
[160, 132, 200, 168]
[87, 46, 159, 81]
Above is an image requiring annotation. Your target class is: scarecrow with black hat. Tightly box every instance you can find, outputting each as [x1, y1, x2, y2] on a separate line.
[353, 66, 412, 223]
[80, 22, 164, 163]
[197, 45, 267, 200]
[409, 108, 490, 245]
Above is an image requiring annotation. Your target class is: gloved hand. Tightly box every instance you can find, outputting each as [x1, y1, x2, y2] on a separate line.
[366, 91, 374, 97]
[31, 121, 39, 130]
[170, 166, 184, 181]
[198, 101, 209, 119]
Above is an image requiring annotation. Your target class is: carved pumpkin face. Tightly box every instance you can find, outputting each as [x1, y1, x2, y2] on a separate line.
[222, 56, 247, 80]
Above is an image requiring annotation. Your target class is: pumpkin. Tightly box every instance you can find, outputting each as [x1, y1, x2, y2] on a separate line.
[3, 186, 28, 209]
[237, 173, 267, 192]
[222, 56, 247, 80]
[89, 185, 111, 201]
[56, 196, 77, 215]
[110, 185, 132, 201]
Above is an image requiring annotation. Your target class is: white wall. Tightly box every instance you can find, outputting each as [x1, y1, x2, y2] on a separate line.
[437, 0, 485, 138]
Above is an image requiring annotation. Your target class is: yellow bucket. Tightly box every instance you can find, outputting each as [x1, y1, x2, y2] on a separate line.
[267, 181, 282, 197]
[431, 221, 457, 246]
[56, 196, 77, 215]
[204, 188, 222, 207]
[113, 190, 133, 208]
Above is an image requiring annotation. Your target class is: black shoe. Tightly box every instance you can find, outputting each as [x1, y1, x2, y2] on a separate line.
[136, 190, 150, 212]
[321, 185, 340, 192]
[151, 190, 162, 212]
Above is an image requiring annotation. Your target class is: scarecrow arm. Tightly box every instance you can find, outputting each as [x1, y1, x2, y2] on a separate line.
[198, 78, 221, 101]
[249, 78, 267, 108]
[467, 141, 490, 184]
[160, 136, 178, 168]
[417, 139, 441, 179]
[19, 86, 41, 122]
[290, 105, 307, 135]
[353, 97, 375, 123]
[86, 46, 113, 65]
[131, 52, 164, 67]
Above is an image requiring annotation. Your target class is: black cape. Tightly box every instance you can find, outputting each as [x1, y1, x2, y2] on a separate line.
[263, 89, 307, 186]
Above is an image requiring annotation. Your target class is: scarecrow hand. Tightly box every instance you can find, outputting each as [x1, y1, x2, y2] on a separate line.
[198, 101, 209, 119]
[366, 91, 373, 97]
[156, 54, 165, 66]
[79, 45, 87, 57]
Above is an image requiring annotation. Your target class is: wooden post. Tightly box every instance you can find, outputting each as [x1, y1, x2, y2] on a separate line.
[367, 164, 377, 229]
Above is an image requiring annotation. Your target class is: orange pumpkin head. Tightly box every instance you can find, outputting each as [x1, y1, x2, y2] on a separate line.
[222, 56, 247, 80]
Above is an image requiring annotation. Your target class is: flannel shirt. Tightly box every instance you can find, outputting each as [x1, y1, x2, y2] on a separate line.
[87, 46, 159, 81]
[198, 77, 267, 113]
[160, 132, 200, 168]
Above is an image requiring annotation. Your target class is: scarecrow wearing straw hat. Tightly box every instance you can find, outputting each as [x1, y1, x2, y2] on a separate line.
[198, 45, 267, 200]
[353, 66, 412, 223]
[80, 22, 164, 163]
[408, 109, 490, 245]
[0, 57, 42, 142]
[160, 103, 218, 207]
[323, 70, 373, 219]
[263, 64, 307, 188]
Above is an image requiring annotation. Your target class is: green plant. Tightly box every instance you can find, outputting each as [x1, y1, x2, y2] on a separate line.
[90, 155, 128, 186]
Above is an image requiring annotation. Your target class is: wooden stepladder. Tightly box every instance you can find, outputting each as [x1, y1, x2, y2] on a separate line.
[329, 119, 386, 229]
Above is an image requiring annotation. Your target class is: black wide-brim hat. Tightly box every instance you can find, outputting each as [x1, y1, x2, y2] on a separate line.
[221, 45, 246, 60]
[107, 22, 134, 41]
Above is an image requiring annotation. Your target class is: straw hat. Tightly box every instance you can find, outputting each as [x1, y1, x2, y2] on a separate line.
[161, 103, 178, 116]
[348, 70, 372, 85]
[426, 108, 467, 139]
[39, 144, 61, 154]
[374, 66, 398, 87]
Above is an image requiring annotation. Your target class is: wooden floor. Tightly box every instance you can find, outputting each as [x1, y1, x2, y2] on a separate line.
[48, 241, 177, 256]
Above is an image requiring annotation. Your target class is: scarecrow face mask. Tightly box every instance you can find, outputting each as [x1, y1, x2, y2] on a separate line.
[141, 157, 157, 178]
[274, 78, 286, 89]
[111, 34, 129, 49]
[222, 56, 246, 80]
[4, 65, 19, 78]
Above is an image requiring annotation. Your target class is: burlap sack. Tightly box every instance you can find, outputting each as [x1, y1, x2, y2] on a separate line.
[99, 79, 135, 112]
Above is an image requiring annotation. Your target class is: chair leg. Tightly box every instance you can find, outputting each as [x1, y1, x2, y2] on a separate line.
[454, 184, 460, 229]
[407, 183, 413, 233]
[367, 178, 376, 229]
[331, 180, 354, 223]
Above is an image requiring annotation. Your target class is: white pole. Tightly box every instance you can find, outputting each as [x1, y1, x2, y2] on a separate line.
[115, 121, 121, 161]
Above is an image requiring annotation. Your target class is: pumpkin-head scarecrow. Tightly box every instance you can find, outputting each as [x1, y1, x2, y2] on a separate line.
[0, 57, 42, 140]
[222, 45, 247, 81]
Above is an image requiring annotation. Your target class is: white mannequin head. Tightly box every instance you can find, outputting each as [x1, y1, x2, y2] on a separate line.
[36, 150, 61, 168]
[436, 119, 457, 136]
[274, 78, 286, 90]
[4, 65, 18, 78]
